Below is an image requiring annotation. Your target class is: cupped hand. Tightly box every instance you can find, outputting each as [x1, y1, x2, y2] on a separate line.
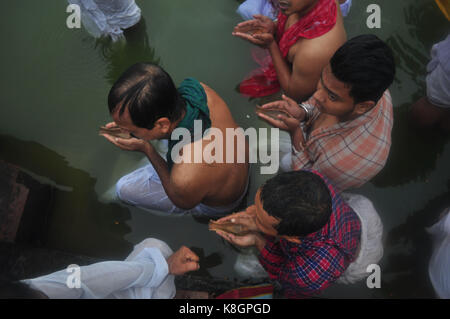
[167, 246, 200, 276]
[257, 112, 301, 133]
[258, 94, 305, 120]
[234, 15, 276, 35]
[233, 15, 276, 48]
[215, 229, 261, 248]
[215, 206, 258, 232]
[101, 132, 150, 153]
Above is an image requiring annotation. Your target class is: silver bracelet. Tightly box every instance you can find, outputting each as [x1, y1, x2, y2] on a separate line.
[298, 103, 314, 122]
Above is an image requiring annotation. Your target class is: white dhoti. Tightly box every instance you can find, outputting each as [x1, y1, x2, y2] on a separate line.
[337, 193, 384, 284]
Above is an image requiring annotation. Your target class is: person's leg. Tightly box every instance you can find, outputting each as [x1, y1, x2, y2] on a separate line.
[124, 238, 176, 299]
[411, 60, 450, 130]
[439, 109, 450, 132]
[125, 238, 174, 261]
[116, 164, 187, 215]
[409, 97, 444, 129]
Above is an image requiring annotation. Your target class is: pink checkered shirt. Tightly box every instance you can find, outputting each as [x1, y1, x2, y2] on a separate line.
[292, 90, 393, 191]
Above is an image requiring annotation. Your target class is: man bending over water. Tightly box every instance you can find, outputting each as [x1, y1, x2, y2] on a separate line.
[102, 63, 249, 216]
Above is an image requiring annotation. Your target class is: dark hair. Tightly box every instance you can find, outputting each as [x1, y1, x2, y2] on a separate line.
[330, 34, 396, 104]
[108, 63, 185, 129]
[0, 280, 48, 299]
[260, 171, 332, 237]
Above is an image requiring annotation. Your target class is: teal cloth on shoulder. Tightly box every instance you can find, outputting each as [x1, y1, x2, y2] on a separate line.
[166, 78, 212, 170]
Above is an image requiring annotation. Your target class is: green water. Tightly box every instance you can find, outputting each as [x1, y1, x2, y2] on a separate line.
[0, 0, 449, 298]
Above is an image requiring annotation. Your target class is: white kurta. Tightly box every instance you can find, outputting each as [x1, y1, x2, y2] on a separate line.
[427, 209, 450, 299]
[22, 239, 176, 299]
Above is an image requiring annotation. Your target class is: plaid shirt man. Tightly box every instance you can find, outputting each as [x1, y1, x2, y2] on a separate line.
[291, 90, 393, 192]
[258, 170, 361, 298]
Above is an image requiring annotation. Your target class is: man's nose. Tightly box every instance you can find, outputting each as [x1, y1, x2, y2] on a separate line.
[313, 89, 325, 104]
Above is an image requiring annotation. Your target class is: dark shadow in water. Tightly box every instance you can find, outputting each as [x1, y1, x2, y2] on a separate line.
[0, 134, 133, 260]
[372, 102, 450, 187]
[375, 180, 450, 298]
[93, 18, 161, 86]
[188, 247, 223, 278]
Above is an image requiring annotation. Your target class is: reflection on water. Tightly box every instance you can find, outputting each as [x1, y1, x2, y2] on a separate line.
[387, 35, 428, 89]
[188, 247, 224, 277]
[379, 183, 450, 298]
[387, 2, 448, 91]
[95, 18, 160, 85]
[402, 1, 450, 47]
[0, 134, 133, 259]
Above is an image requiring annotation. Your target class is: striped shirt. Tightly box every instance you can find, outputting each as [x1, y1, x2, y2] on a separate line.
[292, 90, 393, 191]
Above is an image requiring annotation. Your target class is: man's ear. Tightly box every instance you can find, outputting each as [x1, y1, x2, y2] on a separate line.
[280, 235, 302, 244]
[354, 101, 376, 116]
[155, 117, 171, 134]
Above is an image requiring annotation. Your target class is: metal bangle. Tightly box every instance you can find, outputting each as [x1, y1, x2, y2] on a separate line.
[298, 103, 314, 122]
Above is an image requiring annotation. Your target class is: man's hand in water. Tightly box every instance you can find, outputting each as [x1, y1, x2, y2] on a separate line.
[233, 14, 276, 48]
[101, 122, 151, 153]
[167, 246, 200, 275]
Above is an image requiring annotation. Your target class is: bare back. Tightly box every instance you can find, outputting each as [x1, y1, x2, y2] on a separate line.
[171, 84, 249, 207]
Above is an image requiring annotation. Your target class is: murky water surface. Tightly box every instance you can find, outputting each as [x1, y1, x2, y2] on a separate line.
[0, 0, 449, 298]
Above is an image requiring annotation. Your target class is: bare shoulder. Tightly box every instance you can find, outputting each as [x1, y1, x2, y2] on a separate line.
[290, 11, 346, 65]
[199, 82, 237, 127]
[292, 33, 346, 74]
[289, 41, 333, 77]
[200, 82, 226, 106]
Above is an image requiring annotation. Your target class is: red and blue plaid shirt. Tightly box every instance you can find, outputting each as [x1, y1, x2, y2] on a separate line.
[258, 170, 361, 298]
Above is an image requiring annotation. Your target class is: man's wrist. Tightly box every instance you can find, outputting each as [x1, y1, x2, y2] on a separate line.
[267, 40, 278, 52]
[291, 126, 305, 152]
[298, 103, 313, 122]
[254, 234, 267, 251]
[143, 141, 155, 157]
[296, 107, 307, 122]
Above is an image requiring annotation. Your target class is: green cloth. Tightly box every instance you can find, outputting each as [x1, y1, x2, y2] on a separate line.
[167, 78, 211, 170]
